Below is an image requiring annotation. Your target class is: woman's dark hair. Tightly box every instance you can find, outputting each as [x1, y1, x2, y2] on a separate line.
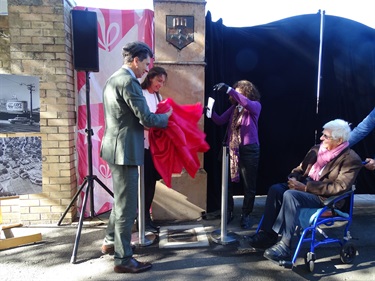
[232, 80, 261, 101]
[229, 80, 261, 105]
[141, 66, 168, 89]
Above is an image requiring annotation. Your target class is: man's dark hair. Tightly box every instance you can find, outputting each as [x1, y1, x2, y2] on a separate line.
[122, 41, 153, 63]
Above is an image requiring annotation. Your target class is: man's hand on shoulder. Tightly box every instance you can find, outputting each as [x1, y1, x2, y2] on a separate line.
[363, 158, 375, 171]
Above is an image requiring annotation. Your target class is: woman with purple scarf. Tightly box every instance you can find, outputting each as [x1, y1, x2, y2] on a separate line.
[211, 81, 261, 229]
[247, 119, 362, 263]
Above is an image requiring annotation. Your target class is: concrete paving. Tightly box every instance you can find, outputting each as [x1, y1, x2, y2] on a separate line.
[1, 195, 375, 281]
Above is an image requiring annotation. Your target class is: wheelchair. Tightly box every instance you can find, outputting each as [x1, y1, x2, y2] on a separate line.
[256, 187, 357, 272]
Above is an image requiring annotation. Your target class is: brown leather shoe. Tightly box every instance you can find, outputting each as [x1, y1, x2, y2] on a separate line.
[114, 258, 152, 273]
[101, 244, 114, 255]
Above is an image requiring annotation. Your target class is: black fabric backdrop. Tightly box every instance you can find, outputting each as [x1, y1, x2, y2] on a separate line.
[204, 12, 375, 212]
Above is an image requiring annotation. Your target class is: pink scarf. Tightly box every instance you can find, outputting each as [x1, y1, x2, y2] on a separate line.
[308, 141, 349, 181]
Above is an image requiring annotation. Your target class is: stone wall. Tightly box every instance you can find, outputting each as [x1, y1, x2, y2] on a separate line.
[0, 14, 10, 71]
[0, 0, 77, 225]
[152, 0, 207, 220]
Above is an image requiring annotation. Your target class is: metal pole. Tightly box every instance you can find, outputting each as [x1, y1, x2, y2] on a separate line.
[138, 165, 146, 244]
[132, 165, 155, 247]
[210, 145, 236, 245]
[314, 10, 325, 141]
[315, 9, 325, 115]
[84, 71, 96, 217]
[220, 146, 229, 237]
[29, 86, 33, 121]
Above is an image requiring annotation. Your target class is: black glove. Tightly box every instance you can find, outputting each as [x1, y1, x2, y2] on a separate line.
[213, 83, 230, 94]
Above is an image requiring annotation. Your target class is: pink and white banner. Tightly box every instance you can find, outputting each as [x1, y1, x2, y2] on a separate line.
[74, 7, 154, 217]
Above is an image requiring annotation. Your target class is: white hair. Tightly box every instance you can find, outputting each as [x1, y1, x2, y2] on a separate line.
[323, 119, 351, 141]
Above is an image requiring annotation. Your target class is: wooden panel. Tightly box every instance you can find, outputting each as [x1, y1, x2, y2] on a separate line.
[0, 233, 42, 250]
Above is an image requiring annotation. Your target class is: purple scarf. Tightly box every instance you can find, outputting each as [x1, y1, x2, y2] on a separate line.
[308, 141, 349, 181]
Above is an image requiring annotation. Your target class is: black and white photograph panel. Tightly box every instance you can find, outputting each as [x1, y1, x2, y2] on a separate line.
[0, 74, 40, 133]
[0, 136, 42, 198]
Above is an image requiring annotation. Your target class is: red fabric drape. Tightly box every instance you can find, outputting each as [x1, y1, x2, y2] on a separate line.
[149, 98, 210, 187]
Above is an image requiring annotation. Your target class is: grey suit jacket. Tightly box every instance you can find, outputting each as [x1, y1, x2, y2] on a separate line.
[100, 68, 168, 165]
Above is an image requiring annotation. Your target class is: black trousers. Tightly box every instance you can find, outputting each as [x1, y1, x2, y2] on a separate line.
[144, 148, 161, 219]
[228, 143, 260, 215]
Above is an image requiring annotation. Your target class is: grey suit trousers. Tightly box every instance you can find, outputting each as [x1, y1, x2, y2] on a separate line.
[104, 163, 138, 266]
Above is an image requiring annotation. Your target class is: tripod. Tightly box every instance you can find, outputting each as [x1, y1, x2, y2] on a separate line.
[58, 71, 114, 264]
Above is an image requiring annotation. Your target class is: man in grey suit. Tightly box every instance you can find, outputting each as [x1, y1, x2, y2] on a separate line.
[100, 41, 172, 274]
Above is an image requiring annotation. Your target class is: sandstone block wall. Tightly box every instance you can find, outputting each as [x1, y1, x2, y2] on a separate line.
[0, 0, 77, 225]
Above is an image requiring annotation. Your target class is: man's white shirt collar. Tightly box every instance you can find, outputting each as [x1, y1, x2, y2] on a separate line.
[122, 65, 136, 79]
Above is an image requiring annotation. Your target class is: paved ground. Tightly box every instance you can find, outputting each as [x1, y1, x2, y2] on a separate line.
[1, 195, 375, 281]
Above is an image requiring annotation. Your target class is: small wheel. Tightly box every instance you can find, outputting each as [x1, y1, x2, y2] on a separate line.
[304, 252, 316, 273]
[340, 242, 357, 264]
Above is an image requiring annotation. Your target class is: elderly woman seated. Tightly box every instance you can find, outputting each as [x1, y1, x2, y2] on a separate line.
[248, 119, 362, 262]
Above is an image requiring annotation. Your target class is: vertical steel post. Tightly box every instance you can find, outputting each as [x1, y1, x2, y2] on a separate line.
[210, 146, 236, 244]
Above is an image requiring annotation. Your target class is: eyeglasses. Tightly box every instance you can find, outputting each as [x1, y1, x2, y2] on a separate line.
[321, 133, 334, 140]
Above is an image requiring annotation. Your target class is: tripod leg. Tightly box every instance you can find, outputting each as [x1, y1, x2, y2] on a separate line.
[88, 177, 95, 217]
[93, 176, 114, 197]
[57, 178, 88, 226]
[70, 180, 90, 264]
